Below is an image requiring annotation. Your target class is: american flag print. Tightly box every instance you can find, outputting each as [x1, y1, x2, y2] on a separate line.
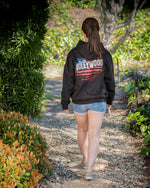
[75, 58, 103, 81]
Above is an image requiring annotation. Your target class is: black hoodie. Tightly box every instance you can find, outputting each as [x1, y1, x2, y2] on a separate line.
[61, 40, 115, 110]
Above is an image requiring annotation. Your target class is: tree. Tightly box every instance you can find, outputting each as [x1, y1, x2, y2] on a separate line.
[0, 0, 50, 117]
[98, 0, 148, 53]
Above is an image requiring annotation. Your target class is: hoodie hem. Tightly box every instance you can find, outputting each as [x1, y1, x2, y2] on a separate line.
[72, 98, 106, 105]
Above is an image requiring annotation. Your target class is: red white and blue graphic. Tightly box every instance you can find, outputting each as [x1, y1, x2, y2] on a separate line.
[75, 58, 103, 81]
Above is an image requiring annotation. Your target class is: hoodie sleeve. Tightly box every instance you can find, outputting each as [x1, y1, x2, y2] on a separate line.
[104, 51, 115, 105]
[61, 50, 75, 110]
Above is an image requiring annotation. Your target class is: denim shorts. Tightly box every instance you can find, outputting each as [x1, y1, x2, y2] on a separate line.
[72, 102, 107, 115]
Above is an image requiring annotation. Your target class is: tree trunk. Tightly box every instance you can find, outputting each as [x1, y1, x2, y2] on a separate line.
[98, 0, 147, 53]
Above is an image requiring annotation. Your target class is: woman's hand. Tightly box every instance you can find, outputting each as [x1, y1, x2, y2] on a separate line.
[107, 104, 112, 108]
[106, 104, 112, 116]
[64, 109, 69, 114]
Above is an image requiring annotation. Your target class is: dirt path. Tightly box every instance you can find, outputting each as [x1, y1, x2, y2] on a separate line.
[36, 65, 149, 188]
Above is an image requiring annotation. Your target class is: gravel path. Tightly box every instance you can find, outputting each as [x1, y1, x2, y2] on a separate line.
[35, 66, 149, 188]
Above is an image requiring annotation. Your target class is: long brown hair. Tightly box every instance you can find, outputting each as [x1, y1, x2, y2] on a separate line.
[82, 17, 103, 58]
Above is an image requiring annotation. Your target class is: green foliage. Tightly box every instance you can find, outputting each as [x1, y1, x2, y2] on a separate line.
[125, 111, 149, 131]
[0, 76, 2, 109]
[141, 146, 149, 156]
[102, 0, 145, 14]
[45, 2, 150, 70]
[50, 2, 72, 26]
[65, 0, 97, 8]
[42, 25, 83, 65]
[112, 8, 150, 66]
[124, 75, 150, 106]
[0, 111, 52, 175]
[0, 0, 50, 118]
[0, 140, 43, 187]
[122, 75, 150, 156]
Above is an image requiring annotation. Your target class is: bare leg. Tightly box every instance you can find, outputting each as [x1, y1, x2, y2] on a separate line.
[75, 112, 88, 162]
[87, 110, 104, 172]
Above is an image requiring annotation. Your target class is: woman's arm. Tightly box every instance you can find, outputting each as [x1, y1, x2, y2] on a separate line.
[61, 50, 75, 110]
[104, 51, 115, 105]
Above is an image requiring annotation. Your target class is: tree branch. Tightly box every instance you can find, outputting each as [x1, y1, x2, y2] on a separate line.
[98, 0, 147, 52]
[98, 0, 106, 30]
[119, 0, 125, 6]
[116, 0, 147, 29]
[109, 0, 146, 53]
[116, 20, 129, 29]
[116, 11, 135, 30]
[135, 0, 147, 16]
[109, 29, 130, 53]
[111, 0, 125, 16]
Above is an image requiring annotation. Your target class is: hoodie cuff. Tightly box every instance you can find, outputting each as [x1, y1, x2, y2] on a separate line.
[62, 106, 68, 110]
[107, 99, 112, 105]
[61, 100, 70, 110]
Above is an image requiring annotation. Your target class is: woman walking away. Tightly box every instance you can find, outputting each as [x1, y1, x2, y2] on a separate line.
[61, 17, 115, 180]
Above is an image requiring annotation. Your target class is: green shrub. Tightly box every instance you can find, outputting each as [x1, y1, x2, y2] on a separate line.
[0, 0, 50, 117]
[44, 2, 150, 70]
[0, 140, 43, 188]
[0, 76, 2, 110]
[112, 8, 150, 65]
[65, 0, 96, 8]
[122, 75, 150, 156]
[42, 24, 83, 65]
[50, 2, 72, 26]
[0, 111, 52, 175]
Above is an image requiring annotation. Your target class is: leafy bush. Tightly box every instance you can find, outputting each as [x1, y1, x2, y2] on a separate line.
[0, 0, 50, 117]
[0, 140, 43, 188]
[112, 8, 150, 65]
[50, 2, 72, 26]
[42, 24, 83, 65]
[0, 76, 2, 110]
[42, 0, 96, 66]
[122, 75, 150, 156]
[124, 75, 150, 107]
[45, 1, 150, 70]
[0, 111, 52, 175]
[64, 0, 96, 8]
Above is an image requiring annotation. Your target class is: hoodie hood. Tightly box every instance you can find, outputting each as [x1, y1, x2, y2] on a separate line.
[75, 40, 98, 60]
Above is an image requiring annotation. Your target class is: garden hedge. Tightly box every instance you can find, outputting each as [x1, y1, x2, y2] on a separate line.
[0, 0, 50, 117]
